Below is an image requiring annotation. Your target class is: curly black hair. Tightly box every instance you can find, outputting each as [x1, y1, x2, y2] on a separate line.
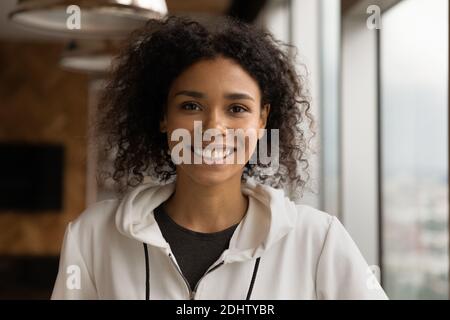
[97, 15, 316, 200]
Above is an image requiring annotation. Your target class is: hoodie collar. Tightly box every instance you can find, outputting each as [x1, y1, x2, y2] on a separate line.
[115, 179, 298, 263]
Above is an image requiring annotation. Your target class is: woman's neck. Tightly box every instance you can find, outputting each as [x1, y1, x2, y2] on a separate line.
[163, 173, 248, 233]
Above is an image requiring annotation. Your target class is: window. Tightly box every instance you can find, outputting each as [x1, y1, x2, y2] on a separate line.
[380, 0, 449, 299]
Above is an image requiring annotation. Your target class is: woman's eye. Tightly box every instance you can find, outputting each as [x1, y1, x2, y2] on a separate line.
[181, 102, 201, 111]
[229, 105, 247, 113]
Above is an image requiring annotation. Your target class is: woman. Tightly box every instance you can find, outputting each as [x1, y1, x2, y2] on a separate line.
[51, 15, 388, 300]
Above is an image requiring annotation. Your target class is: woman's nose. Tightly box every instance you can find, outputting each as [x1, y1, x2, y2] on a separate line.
[203, 109, 227, 133]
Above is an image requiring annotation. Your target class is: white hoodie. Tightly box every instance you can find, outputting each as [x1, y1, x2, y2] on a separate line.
[51, 179, 388, 300]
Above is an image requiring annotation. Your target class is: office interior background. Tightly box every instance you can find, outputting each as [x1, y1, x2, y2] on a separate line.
[0, 0, 448, 299]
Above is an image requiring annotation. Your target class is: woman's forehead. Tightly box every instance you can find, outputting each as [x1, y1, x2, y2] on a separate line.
[168, 57, 261, 100]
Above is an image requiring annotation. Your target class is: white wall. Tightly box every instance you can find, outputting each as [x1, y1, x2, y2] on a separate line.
[290, 0, 321, 208]
[341, 16, 379, 267]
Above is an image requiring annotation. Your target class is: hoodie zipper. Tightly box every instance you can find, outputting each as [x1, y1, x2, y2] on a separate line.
[168, 253, 193, 299]
[167, 252, 225, 300]
[192, 260, 225, 298]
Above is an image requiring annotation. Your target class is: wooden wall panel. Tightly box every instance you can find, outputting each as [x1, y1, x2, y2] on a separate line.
[0, 41, 88, 255]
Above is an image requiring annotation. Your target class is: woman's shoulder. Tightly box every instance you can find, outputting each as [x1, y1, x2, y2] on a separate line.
[68, 198, 121, 237]
[291, 203, 339, 240]
[294, 203, 335, 226]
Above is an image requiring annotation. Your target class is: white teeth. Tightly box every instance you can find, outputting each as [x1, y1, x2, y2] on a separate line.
[192, 146, 234, 161]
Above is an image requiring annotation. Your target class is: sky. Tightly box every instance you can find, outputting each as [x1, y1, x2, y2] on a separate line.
[381, 0, 448, 177]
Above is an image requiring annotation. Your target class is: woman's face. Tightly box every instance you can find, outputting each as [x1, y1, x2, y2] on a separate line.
[161, 56, 270, 187]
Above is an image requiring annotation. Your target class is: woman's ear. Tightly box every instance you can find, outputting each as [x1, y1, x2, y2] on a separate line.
[159, 116, 167, 133]
[260, 103, 270, 128]
[258, 103, 270, 139]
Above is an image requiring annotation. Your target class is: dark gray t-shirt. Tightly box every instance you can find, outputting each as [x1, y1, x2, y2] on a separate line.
[154, 204, 239, 291]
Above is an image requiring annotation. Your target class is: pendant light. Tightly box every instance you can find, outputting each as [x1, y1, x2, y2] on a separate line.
[8, 0, 168, 39]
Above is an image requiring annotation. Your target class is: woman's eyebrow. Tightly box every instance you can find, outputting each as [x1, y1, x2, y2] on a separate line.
[174, 90, 255, 101]
[224, 92, 255, 101]
[174, 90, 205, 99]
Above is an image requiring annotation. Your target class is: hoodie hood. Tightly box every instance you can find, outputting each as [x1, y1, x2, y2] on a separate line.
[115, 178, 298, 264]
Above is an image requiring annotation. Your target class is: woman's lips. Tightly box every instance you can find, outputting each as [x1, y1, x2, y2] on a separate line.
[190, 145, 236, 162]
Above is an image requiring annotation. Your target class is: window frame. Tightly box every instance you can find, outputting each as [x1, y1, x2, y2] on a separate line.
[340, 0, 404, 285]
[341, 0, 449, 296]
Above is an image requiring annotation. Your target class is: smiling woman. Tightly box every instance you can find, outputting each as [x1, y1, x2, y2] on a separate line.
[163, 57, 270, 185]
[51, 15, 389, 300]
[97, 15, 313, 199]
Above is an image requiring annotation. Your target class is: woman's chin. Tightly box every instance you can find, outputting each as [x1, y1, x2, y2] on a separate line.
[179, 164, 243, 187]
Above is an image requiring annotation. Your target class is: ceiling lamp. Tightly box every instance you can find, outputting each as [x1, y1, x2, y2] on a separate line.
[59, 40, 118, 75]
[8, 0, 168, 39]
